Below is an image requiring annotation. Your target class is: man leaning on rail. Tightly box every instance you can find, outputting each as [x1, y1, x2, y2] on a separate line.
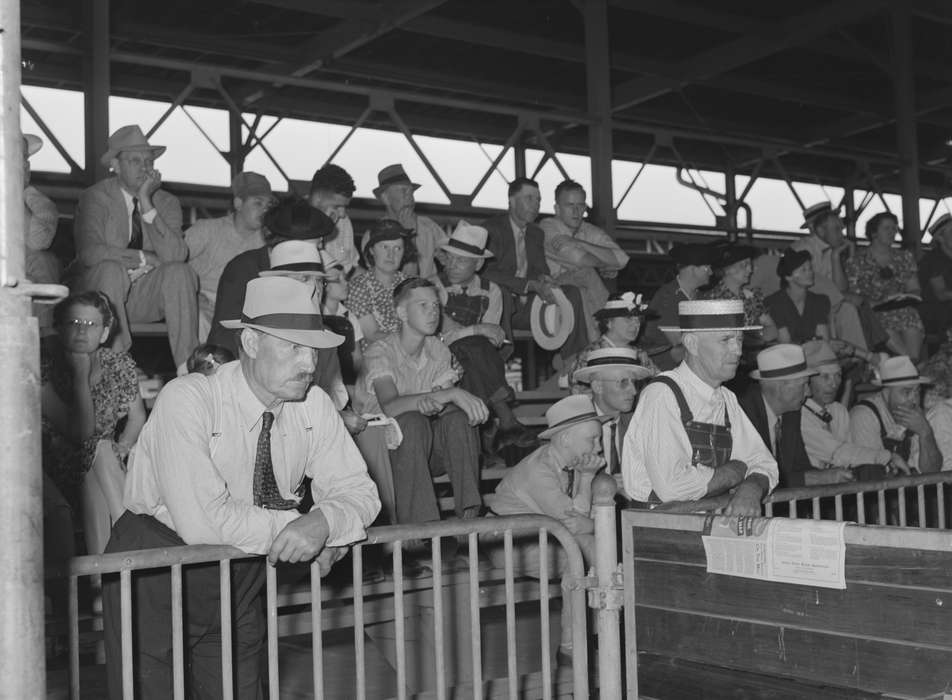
[621, 299, 779, 514]
[102, 276, 381, 700]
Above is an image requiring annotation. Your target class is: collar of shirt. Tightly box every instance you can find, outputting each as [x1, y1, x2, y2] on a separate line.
[118, 185, 137, 215]
[672, 361, 719, 405]
[509, 216, 527, 236]
[390, 334, 440, 371]
[228, 362, 287, 433]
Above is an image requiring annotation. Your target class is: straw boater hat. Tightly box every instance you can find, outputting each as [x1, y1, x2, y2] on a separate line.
[23, 134, 42, 157]
[802, 340, 840, 374]
[373, 164, 420, 198]
[572, 347, 655, 384]
[928, 213, 952, 236]
[749, 344, 818, 381]
[593, 291, 655, 321]
[530, 288, 576, 351]
[872, 356, 932, 388]
[100, 125, 166, 166]
[659, 299, 762, 333]
[259, 240, 329, 278]
[538, 394, 612, 440]
[440, 220, 493, 259]
[800, 201, 838, 229]
[221, 277, 344, 348]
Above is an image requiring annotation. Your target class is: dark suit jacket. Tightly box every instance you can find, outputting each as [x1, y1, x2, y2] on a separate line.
[738, 388, 814, 488]
[481, 213, 549, 296]
[206, 245, 342, 398]
[72, 177, 186, 270]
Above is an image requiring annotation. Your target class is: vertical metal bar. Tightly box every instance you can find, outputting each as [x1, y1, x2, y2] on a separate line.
[468, 532, 482, 700]
[593, 473, 622, 700]
[121, 570, 134, 700]
[877, 490, 887, 525]
[83, 0, 110, 184]
[353, 550, 366, 700]
[539, 529, 552, 700]
[938, 484, 946, 528]
[69, 575, 80, 700]
[324, 106, 372, 166]
[811, 497, 820, 520]
[834, 495, 844, 522]
[220, 561, 234, 700]
[432, 537, 446, 700]
[171, 565, 185, 700]
[622, 515, 639, 700]
[898, 487, 907, 527]
[393, 542, 407, 700]
[266, 564, 280, 699]
[504, 529, 518, 700]
[917, 485, 926, 528]
[856, 493, 866, 524]
[311, 558, 325, 700]
[788, 500, 797, 519]
[764, 502, 773, 517]
[583, 0, 615, 235]
[844, 184, 857, 241]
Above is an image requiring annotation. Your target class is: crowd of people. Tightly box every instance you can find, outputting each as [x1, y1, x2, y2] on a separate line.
[26, 123, 952, 694]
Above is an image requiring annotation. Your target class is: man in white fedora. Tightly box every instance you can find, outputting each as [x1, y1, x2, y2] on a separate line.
[103, 276, 380, 699]
[431, 220, 535, 450]
[739, 344, 819, 488]
[799, 340, 909, 481]
[488, 394, 609, 665]
[622, 299, 778, 514]
[850, 356, 941, 474]
[572, 346, 655, 475]
[70, 124, 198, 375]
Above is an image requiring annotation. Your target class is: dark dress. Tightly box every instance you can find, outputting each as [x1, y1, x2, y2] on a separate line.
[764, 289, 831, 344]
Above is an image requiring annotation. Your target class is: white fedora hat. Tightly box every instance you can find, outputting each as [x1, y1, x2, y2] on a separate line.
[659, 299, 762, 333]
[872, 355, 932, 387]
[749, 343, 818, 381]
[221, 277, 344, 348]
[530, 288, 576, 351]
[23, 134, 42, 157]
[259, 239, 329, 278]
[572, 346, 656, 384]
[538, 395, 612, 440]
[441, 220, 493, 259]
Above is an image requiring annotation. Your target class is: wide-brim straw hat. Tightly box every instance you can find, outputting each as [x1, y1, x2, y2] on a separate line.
[572, 346, 656, 383]
[802, 339, 840, 374]
[221, 277, 344, 348]
[800, 201, 837, 229]
[872, 355, 933, 387]
[538, 395, 612, 440]
[100, 125, 166, 166]
[659, 299, 762, 333]
[749, 343, 818, 381]
[259, 240, 329, 278]
[440, 220, 493, 259]
[530, 288, 576, 351]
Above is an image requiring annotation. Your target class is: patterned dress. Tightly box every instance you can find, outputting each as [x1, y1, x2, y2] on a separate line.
[702, 282, 768, 326]
[345, 270, 409, 349]
[566, 335, 659, 394]
[41, 341, 140, 503]
[846, 248, 923, 334]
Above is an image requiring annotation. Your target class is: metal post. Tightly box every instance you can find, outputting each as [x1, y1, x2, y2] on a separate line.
[592, 473, 622, 700]
[583, 0, 615, 235]
[724, 165, 738, 242]
[0, 0, 45, 695]
[844, 183, 857, 241]
[84, 0, 110, 184]
[891, 5, 921, 252]
[514, 141, 527, 180]
[228, 110, 244, 178]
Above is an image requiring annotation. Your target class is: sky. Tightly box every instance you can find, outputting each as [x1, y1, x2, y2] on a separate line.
[20, 85, 947, 243]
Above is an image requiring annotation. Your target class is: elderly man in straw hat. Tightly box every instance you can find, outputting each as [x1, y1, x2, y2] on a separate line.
[622, 299, 778, 514]
[70, 124, 198, 375]
[738, 344, 821, 488]
[850, 356, 942, 474]
[572, 346, 655, 475]
[430, 220, 535, 450]
[103, 276, 380, 700]
[800, 340, 910, 481]
[488, 394, 609, 665]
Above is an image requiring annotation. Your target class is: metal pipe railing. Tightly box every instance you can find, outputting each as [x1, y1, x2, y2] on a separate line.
[66, 515, 590, 700]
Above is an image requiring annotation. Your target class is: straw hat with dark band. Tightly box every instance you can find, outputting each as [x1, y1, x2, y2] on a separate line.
[659, 299, 762, 333]
[538, 395, 612, 440]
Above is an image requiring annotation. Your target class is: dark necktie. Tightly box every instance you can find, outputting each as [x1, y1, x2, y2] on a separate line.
[609, 420, 620, 475]
[773, 416, 783, 457]
[129, 197, 143, 250]
[253, 411, 297, 510]
[563, 467, 575, 497]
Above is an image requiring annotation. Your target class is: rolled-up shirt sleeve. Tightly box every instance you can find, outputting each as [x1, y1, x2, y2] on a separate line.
[306, 391, 381, 546]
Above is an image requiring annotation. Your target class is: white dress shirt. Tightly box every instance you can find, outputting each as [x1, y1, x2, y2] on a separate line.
[124, 361, 381, 554]
[849, 393, 921, 471]
[118, 186, 157, 240]
[622, 362, 778, 502]
[801, 398, 889, 468]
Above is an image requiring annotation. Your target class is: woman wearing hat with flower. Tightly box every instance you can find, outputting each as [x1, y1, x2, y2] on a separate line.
[565, 292, 658, 393]
[849, 355, 941, 474]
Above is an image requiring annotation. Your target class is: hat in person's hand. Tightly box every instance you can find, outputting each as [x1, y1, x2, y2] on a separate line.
[538, 395, 612, 440]
[750, 343, 818, 381]
[530, 288, 576, 351]
[23, 134, 42, 157]
[259, 240, 328, 278]
[572, 346, 656, 384]
[263, 197, 336, 241]
[221, 277, 344, 348]
[100, 125, 166, 166]
[872, 355, 932, 387]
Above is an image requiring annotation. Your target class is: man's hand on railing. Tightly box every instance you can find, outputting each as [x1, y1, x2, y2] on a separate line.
[268, 509, 331, 565]
[805, 468, 856, 486]
[315, 546, 348, 576]
[886, 452, 912, 476]
[723, 475, 769, 517]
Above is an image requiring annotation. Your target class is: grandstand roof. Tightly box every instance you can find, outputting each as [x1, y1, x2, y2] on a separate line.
[20, 0, 952, 198]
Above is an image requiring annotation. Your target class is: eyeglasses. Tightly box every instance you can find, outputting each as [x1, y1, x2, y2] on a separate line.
[63, 318, 102, 329]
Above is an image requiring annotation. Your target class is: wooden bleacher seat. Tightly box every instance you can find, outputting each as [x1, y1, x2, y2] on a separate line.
[129, 322, 169, 337]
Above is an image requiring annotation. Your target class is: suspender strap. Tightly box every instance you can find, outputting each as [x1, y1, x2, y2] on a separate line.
[857, 400, 886, 439]
[649, 376, 694, 425]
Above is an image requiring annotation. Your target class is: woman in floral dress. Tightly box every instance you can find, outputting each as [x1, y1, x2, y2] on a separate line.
[846, 212, 925, 360]
[41, 291, 146, 554]
[347, 219, 411, 348]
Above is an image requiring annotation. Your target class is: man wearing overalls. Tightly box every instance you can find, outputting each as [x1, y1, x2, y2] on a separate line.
[621, 299, 778, 515]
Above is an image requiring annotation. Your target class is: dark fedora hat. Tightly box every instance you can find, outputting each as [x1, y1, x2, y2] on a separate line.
[263, 196, 336, 241]
[716, 244, 759, 269]
[373, 163, 421, 198]
[776, 249, 813, 279]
